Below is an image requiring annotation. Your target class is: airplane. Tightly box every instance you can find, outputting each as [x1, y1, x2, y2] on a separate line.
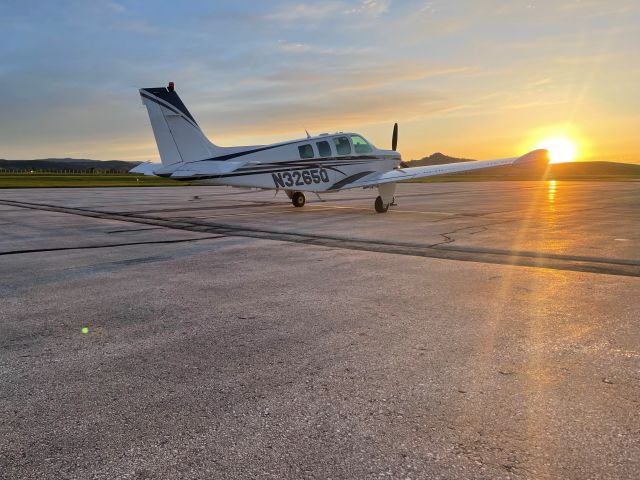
[131, 82, 548, 213]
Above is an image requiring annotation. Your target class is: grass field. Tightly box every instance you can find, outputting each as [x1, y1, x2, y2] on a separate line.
[0, 174, 193, 188]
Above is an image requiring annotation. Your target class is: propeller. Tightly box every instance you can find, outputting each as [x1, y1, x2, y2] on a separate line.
[392, 123, 398, 151]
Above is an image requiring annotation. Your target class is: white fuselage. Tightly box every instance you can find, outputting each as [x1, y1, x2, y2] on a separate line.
[175, 133, 401, 192]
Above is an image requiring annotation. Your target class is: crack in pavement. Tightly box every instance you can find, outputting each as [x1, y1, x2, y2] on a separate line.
[429, 220, 518, 248]
[430, 226, 484, 248]
[1, 199, 639, 277]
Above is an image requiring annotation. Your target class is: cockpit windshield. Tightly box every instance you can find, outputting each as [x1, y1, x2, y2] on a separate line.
[350, 135, 373, 154]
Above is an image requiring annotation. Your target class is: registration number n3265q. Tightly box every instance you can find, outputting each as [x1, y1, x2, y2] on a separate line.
[272, 168, 329, 188]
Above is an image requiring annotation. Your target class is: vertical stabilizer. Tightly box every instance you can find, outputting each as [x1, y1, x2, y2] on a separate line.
[139, 83, 219, 166]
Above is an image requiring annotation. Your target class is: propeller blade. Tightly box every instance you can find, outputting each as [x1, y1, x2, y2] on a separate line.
[392, 123, 398, 151]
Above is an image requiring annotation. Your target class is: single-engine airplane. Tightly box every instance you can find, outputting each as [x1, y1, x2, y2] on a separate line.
[132, 82, 548, 213]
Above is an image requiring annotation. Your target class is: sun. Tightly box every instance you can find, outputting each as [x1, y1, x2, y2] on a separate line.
[535, 137, 577, 164]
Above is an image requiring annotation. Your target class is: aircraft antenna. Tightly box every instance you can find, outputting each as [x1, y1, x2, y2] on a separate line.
[305, 129, 311, 139]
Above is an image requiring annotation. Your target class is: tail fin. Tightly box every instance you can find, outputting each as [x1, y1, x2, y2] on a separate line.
[139, 83, 219, 166]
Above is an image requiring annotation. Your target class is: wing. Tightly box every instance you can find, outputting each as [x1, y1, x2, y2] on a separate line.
[338, 149, 549, 190]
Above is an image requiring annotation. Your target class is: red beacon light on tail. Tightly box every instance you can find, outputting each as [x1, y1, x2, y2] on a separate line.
[167, 81, 175, 92]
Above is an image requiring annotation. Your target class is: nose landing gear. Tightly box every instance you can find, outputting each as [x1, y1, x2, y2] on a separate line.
[291, 191, 306, 208]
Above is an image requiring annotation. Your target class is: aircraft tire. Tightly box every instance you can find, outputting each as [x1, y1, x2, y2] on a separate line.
[374, 196, 389, 213]
[292, 191, 306, 208]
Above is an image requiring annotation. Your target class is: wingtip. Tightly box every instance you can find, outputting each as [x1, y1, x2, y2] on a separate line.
[515, 149, 550, 165]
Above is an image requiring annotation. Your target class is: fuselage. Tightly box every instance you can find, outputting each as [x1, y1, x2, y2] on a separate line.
[174, 132, 401, 192]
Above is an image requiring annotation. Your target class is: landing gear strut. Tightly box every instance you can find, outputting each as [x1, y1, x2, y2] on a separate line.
[374, 182, 397, 213]
[291, 191, 306, 208]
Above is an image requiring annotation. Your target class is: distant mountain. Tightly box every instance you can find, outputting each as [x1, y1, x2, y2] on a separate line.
[0, 158, 143, 172]
[407, 152, 475, 167]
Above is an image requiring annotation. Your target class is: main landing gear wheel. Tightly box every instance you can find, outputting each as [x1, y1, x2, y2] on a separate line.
[374, 196, 389, 213]
[292, 191, 306, 208]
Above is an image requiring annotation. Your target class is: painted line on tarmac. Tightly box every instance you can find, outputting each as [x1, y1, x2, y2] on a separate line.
[1, 198, 639, 277]
[0, 236, 225, 256]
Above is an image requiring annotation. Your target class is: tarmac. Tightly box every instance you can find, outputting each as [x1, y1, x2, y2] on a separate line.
[1, 181, 639, 479]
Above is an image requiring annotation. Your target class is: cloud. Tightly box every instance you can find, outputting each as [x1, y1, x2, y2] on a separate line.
[277, 41, 315, 53]
[104, 1, 126, 14]
[526, 78, 552, 89]
[99, 1, 160, 34]
[273, 40, 375, 59]
[265, 0, 390, 23]
[263, 63, 473, 92]
[206, 88, 454, 138]
[112, 19, 159, 34]
[332, 66, 474, 91]
[265, 2, 344, 21]
[500, 100, 565, 111]
[186, 61, 472, 138]
[275, 41, 342, 55]
[558, 0, 639, 17]
[553, 54, 612, 65]
[345, 0, 391, 17]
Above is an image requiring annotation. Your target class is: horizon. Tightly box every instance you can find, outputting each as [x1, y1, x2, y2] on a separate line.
[2, 1, 639, 164]
[3, 153, 640, 167]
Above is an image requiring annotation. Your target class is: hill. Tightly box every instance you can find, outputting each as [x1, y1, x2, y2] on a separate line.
[407, 152, 475, 167]
[543, 161, 640, 177]
[406, 154, 640, 180]
[0, 158, 141, 172]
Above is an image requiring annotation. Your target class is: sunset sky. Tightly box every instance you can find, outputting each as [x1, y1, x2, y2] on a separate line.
[2, 0, 639, 163]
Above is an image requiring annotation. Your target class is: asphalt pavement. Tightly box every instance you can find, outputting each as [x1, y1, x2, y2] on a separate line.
[1, 182, 638, 479]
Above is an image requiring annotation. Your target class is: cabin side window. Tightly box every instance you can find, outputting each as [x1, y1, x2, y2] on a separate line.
[351, 135, 373, 154]
[316, 141, 332, 157]
[298, 144, 314, 159]
[333, 136, 352, 156]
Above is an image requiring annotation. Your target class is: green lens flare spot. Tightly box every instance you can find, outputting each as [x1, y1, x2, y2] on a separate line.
[81, 327, 89, 334]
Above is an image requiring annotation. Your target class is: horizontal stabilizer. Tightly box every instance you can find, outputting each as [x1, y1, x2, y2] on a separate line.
[169, 160, 253, 178]
[129, 162, 161, 176]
